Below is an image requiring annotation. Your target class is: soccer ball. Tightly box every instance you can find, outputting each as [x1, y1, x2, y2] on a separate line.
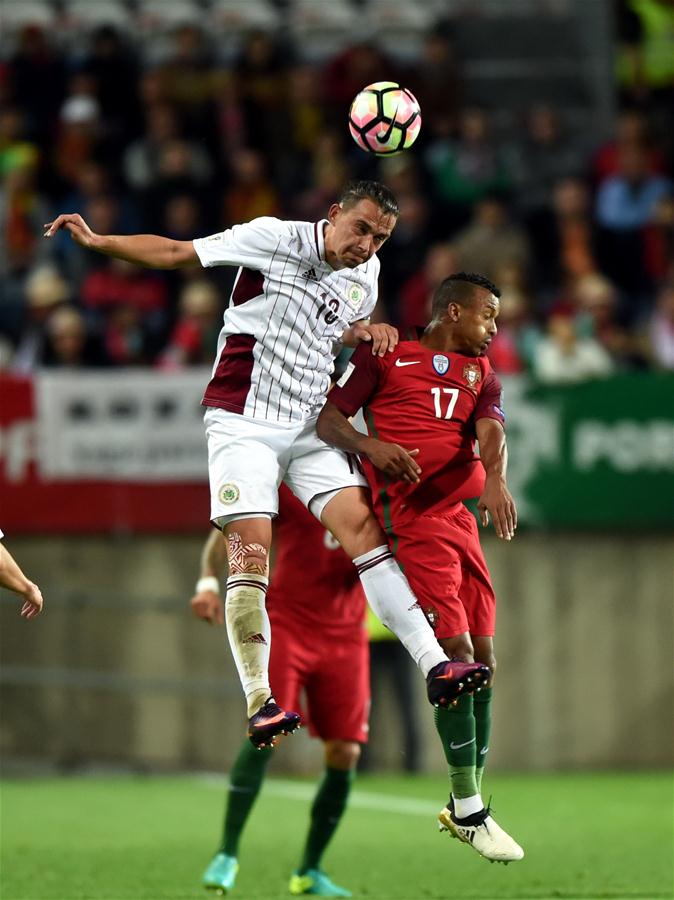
[348, 82, 422, 156]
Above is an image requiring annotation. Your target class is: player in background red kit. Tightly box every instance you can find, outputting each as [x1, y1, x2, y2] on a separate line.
[191, 484, 368, 897]
[317, 272, 523, 864]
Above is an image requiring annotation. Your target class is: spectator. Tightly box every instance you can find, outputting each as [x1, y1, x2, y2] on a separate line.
[647, 280, 674, 369]
[222, 148, 281, 226]
[527, 176, 599, 294]
[158, 279, 222, 370]
[41, 306, 108, 369]
[425, 108, 509, 224]
[487, 286, 539, 375]
[81, 257, 170, 362]
[511, 104, 587, 216]
[9, 265, 70, 373]
[595, 141, 672, 299]
[123, 103, 213, 193]
[453, 195, 531, 283]
[234, 30, 289, 153]
[533, 310, 614, 384]
[591, 108, 666, 185]
[378, 190, 432, 320]
[6, 25, 65, 145]
[54, 74, 102, 189]
[572, 273, 647, 370]
[397, 242, 458, 328]
[409, 28, 463, 142]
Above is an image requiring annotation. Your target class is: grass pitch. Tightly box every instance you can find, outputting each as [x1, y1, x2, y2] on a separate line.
[1, 771, 671, 900]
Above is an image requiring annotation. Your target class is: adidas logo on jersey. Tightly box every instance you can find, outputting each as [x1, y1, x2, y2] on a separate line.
[302, 267, 319, 281]
[244, 633, 268, 644]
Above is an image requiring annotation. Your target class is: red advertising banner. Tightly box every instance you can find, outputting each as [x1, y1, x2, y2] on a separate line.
[0, 374, 210, 534]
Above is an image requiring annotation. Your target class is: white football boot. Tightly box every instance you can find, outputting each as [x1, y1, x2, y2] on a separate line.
[438, 802, 524, 864]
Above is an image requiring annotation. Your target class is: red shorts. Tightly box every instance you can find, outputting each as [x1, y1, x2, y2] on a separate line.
[392, 504, 496, 640]
[268, 621, 370, 743]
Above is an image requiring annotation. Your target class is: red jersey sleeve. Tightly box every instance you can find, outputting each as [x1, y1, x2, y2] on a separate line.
[328, 342, 382, 417]
[474, 370, 506, 427]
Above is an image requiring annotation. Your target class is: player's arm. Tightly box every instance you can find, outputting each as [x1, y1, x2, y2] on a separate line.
[44, 214, 200, 269]
[317, 401, 421, 484]
[0, 542, 44, 620]
[475, 418, 517, 542]
[342, 319, 399, 357]
[190, 529, 228, 625]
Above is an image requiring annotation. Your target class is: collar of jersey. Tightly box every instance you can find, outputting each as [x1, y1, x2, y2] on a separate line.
[314, 219, 328, 266]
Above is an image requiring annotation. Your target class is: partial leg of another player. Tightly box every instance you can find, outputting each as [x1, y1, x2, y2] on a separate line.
[220, 517, 300, 747]
[436, 634, 523, 863]
[202, 740, 273, 892]
[289, 740, 359, 898]
[318, 488, 490, 706]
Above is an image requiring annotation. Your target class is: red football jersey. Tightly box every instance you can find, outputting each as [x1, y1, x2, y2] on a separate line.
[267, 484, 366, 638]
[328, 339, 506, 526]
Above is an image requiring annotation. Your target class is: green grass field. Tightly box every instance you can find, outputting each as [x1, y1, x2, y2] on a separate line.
[1, 772, 671, 900]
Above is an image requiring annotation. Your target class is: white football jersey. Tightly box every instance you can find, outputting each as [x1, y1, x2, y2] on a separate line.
[193, 217, 379, 424]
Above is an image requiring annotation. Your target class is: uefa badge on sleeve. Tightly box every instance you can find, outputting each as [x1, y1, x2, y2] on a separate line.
[219, 483, 240, 505]
[433, 354, 449, 375]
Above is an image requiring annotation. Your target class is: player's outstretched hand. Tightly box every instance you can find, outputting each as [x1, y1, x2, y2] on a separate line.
[352, 322, 398, 357]
[190, 590, 225, 625]
[20, 582, 43, 620]
[44, 214, 98, 249]
[477, 476, 517, 541]
[366, 439, 421, 484]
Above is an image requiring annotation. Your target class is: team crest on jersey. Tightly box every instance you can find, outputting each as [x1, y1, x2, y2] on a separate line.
[218, 483, 240, 505]
[432, 354, 450, 375]
[423, 605, 439, 630]
[462, 362, 481, 391]
[346, 284, 364, 309]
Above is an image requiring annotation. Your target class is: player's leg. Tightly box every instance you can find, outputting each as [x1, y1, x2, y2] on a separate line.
[203, 625, 305, 892]
[284, 429, 489, 706]
[437, 508, 523, 862]
[290, 632, 368, 897]
[204, 409, 300, 744]
[202, 741, 273, 892]
[471, 635, 496, 794]
[318, 487, 489, 704]
[290, 741, 359, 898]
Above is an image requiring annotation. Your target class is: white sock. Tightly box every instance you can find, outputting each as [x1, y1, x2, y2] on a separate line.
[225, 573, 271, 717]
[452, 793, 485, 819]
[353, 546, 447, 677]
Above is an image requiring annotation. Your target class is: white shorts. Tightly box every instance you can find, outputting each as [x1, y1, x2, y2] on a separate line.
[204, 408, 368, 524]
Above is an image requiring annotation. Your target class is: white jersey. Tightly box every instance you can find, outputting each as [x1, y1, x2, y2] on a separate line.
[193, 217, 380, 424]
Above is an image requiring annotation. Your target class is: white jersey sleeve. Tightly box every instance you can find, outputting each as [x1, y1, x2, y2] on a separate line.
[193, 217, 284, 270]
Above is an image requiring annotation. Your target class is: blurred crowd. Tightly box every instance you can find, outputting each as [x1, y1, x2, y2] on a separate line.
[1, 7, 673, 383]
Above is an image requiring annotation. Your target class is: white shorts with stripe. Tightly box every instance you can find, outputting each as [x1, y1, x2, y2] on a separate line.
[204, 407, 367, 524]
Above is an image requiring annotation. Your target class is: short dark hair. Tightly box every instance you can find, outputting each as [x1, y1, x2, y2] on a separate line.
[339, 180, 399, 217]
[431, 271, 501, 320]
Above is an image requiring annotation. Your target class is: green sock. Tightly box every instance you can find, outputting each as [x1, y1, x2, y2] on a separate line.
[221, 740, 273, 856]
[434, 694, 478, 799]
[473, 687, 493, 794]
[298, 767, 354, 874]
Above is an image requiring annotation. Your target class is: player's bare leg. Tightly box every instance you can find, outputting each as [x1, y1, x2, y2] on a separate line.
[320, 487, 490, 705]
[221, 517, 300, 747]
[437, 634, 523, 862]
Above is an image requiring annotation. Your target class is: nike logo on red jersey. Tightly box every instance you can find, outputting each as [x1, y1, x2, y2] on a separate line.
[395, 359, 421, 367]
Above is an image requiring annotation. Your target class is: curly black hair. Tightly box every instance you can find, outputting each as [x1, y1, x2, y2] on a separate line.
[431, 271, 501, 320]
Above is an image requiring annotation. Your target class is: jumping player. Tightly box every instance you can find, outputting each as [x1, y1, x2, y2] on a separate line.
[192, 484, 367, 897]
[317, 272, 524, 863]
[45, 182, 489, 748]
